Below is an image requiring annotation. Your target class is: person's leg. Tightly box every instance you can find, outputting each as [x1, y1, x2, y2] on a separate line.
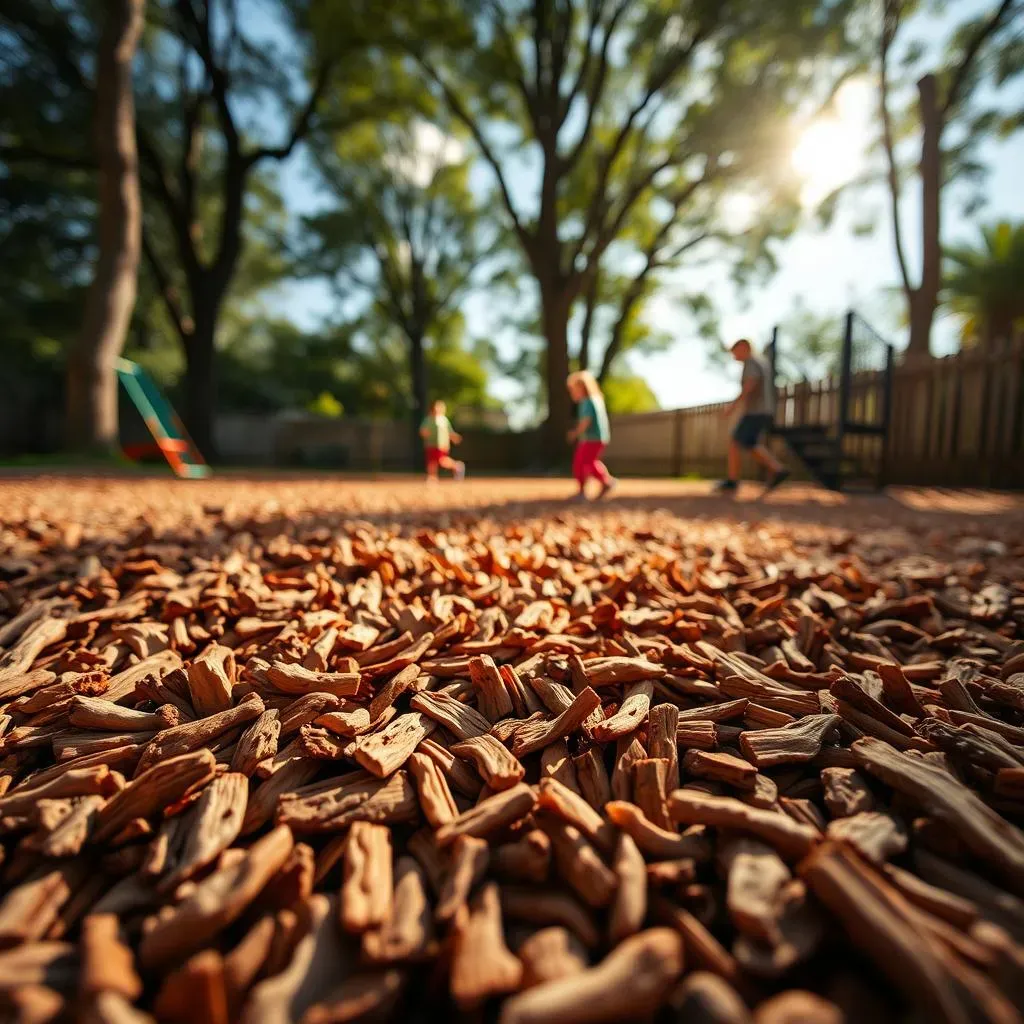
[750, 443, 782, 474]
[436, 451, 466, 479]
[746, 417, 789, 492]
[590, 444, 611, 485]
[590, 443, 617, 497]
[715, 438, 742, 493]
[425, 448, 439, 481]
[716, 416, 750, 493]
[728, 439, 743, 480]
[573, 442, 594, 496]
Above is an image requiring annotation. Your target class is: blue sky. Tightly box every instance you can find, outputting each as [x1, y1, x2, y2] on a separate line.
[266, 0, 1024, 419]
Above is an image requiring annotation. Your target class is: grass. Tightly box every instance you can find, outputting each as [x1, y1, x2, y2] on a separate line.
[0, 451, 169, 473]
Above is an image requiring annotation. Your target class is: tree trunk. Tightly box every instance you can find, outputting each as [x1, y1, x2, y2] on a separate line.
[908, 73, 941, 361]
[66, 0, 145, 453]
[183, 307, 218, 462]
[541, 284, 572, 466]
[409, 329, 428, 472]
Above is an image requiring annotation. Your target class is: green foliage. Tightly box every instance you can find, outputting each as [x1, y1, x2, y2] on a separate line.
[307, 392, 344, 418]
[944, 221, 1024, 345]
[298, 115, 500, 416]
[393, 0, 865, 429]
[774, 301, 843, 381]
[602, 374, 661, 415]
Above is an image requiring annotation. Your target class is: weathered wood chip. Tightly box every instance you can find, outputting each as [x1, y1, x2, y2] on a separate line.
[340, 821, 393, 933]
[669, 790, 818, 860]
[409, 690, 490, 740]
[186, 643, 236, 717]
[497, 928, 684, 1024]
[451, 733, 526, 791]
[436, 784, 537, 847]
[353, 713, 435, 778]
[361, 856, 433, 964]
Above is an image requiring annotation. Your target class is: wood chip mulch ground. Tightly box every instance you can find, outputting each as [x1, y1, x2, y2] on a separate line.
[1, 477, 1023, 1023]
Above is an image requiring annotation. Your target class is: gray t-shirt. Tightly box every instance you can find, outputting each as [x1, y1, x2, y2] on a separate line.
[741, 354, 774, 416]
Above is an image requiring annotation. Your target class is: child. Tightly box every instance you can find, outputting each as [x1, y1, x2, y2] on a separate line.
[419, 399, 465, 481]
[566, 371, 615, 500]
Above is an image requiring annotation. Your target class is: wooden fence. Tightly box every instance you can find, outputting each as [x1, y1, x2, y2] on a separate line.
[602, 338, 1024, 488]
[885, 337, 1024, 488]
[197, 339, 1024, 488]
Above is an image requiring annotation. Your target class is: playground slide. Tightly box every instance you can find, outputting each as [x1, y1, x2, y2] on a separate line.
[115, 358, 210, 478]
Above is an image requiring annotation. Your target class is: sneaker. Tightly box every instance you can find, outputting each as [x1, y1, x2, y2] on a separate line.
[763, 468, 790, 494]
[597, 479, 618, 500]
[454, 462, 466, 481]
[714, 478, 739, 494]
[570, 491, 589, 503]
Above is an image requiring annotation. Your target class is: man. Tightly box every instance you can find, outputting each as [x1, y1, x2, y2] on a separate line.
[716, 338, 789, 495]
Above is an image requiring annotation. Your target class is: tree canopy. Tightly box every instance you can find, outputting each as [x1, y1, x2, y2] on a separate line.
[944, 220, 1024, 347]
[2, 0, 1022, 462]
[396, 0, 860, 454]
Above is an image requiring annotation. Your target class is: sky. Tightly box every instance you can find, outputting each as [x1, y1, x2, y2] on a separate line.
[266, 0, 1024, 421]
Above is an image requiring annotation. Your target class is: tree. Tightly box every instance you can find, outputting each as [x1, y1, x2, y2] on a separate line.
[774, 300, 844, 382]
[213, 308, 495, 421]
[1, 0, 355, 458]
[944, 221, 1024, 347]
[301, 120, 497, 465]
[129, 0, 349, 458]
[602, 373, 659, 414]
[65, 0, 145, 453]
[880, 0, 1023, 359]
[404, 0, 860, 459]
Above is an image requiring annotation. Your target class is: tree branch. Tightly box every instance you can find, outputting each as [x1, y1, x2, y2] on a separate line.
[483, 0, 537, 125]
[578, 151, 704, 286]
[175, 0, 240, 149]
[141, 229, 193, 345]
[246, 61, 336, 166]
[5, 2, 91, 92]
[136, 128, 197, 267]
[414, 57, 533, 255]
[596, 229, 706, 382]
[880, 0, 913, 299]
[942, 0, 1018, 117]
[578, 262, 600, 371]
[0, 145, 94, 170]
[572, 15, 716, 268]
[560, 0, 630, 172]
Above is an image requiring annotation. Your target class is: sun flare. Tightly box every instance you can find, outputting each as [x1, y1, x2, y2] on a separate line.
[791, 79, 872, 205]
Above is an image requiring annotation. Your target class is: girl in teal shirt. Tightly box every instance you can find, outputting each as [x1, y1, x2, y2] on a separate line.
[566, 371, 615, 500]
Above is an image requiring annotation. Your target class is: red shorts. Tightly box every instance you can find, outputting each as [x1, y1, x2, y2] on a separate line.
[425, 447, 449, 471]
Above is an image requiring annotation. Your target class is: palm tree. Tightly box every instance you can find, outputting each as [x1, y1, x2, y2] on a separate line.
[944, 222, 1024, 349]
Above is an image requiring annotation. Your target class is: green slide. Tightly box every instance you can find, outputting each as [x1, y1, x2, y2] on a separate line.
[116, 358, 210, 478]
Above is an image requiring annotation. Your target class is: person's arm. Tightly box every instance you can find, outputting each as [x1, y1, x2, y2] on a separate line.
[722, 377, 759, 417]
[722, 359, 763, 417]
[450, 429, 463, 444]
[568, 415, 592, 442]
[568, 398, 592, 441]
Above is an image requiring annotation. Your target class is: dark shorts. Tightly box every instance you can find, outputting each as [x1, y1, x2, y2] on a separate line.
[732, 414, 772, 450]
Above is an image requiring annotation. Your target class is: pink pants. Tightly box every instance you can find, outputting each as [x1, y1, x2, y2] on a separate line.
[573, 441, 611, 487]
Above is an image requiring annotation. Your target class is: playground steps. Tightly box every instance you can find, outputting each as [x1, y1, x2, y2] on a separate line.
[773, 424, 870, 492]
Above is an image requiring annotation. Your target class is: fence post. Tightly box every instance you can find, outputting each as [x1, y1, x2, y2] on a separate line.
[879, 342, 895, 486]
[672, 409, 684, 477]
[836, 311, 854, 488]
